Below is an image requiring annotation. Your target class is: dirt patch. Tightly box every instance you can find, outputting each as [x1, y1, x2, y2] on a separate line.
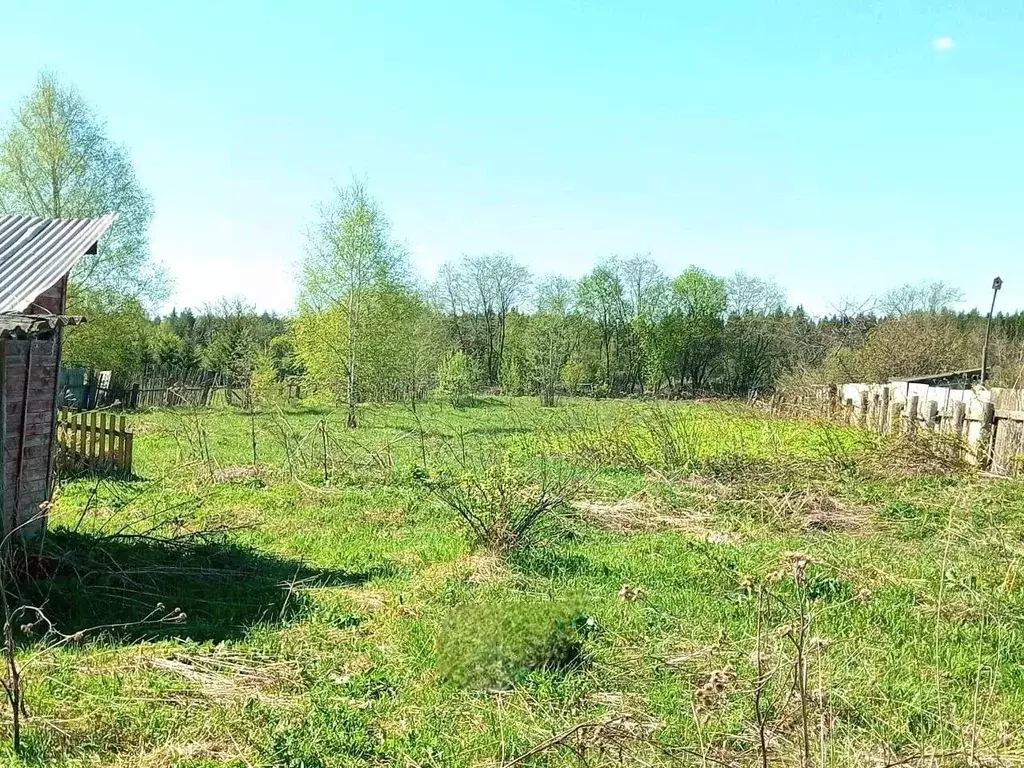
[364, 506, 407, 526]
[417, 553, 509, 594]
[347, 588, 388, 613]
[124, 420, 164, 437]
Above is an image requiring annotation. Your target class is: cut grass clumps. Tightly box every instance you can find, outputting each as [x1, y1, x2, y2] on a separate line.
[435, 599, 596, 689]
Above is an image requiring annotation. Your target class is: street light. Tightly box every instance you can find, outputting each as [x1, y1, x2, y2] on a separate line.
[980, 276, 1003, 385]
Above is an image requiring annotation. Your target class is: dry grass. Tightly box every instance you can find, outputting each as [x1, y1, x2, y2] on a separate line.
[210, 464, 264, 484]
[112, 740, 251, 768]
[419, 553, 509, 590]
[574, 494, 742, 545]
[749, 487, 873, 533]
[148, 649, 302, 704]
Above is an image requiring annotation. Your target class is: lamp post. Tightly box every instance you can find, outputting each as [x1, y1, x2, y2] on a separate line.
[980, 276, 1003, 385]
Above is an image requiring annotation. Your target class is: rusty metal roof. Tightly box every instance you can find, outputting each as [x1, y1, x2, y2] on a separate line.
[0, 313, 85, 339]
[0, 213, 117, 313]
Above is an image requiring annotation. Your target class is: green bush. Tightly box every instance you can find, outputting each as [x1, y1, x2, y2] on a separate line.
[417, 459, 581, 554]
[434, 352, 479, 406]
[560, 360, 585, 395]
[435, 599, 595, 689]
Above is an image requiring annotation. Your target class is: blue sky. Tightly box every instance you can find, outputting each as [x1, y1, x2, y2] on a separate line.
[1, 1, 1022, 316]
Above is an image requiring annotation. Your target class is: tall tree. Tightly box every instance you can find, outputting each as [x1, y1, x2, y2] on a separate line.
[528, 277, 581, 406]
[576, 262, 625, 391]
[0, 73, 167, 307]
[877, 280, 964, 317]
[726, 272, 786, 317]
[298, 179, 409, 427]
[463, 254, 531, 385]
[620, 255, 668, 393]
[660, 267, 727, 395]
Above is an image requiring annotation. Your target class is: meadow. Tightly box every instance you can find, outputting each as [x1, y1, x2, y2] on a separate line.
[5, 397, 1024, 767]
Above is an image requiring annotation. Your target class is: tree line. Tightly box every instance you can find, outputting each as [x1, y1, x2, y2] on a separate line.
[2, 74, 1021, 425]
[289, 179, 1024, 425]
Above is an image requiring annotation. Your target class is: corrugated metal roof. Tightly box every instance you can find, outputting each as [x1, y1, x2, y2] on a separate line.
[0, 213, 117, 313]
[0, 313, 85, 339]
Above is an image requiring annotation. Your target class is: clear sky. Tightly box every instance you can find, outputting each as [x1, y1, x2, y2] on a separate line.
[1, 1, 1022, 316]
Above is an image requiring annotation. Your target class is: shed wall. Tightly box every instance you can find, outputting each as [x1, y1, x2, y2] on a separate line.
[2, 277, 67, 536]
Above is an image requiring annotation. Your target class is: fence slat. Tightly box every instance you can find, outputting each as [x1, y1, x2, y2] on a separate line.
[78, 410, 88, 458]
[100, 412, 109, 464]
[55, 411, 134, 479]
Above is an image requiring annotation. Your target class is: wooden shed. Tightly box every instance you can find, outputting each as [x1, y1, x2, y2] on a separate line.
[0, 213, 117, 537]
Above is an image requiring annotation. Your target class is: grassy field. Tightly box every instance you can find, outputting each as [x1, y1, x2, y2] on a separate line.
[5, 396, 1024, 767]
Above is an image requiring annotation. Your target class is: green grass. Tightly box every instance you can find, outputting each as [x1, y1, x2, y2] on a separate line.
[5, 396, 1024, 766]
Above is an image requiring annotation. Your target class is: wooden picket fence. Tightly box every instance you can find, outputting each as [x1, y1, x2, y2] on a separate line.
[56, 409, 134, 478]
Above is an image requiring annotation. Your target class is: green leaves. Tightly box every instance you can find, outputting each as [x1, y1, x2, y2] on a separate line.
[0, 73, 167, 308]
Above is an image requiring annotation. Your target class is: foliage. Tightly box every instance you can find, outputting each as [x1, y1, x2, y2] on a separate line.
[436, 599, 593, 688]
[877, 280, 964, 317]
[433, 254, 531, 386]
[0, 73, 168, 308]
[298, 179, 411, 424]
[560, 360, 585, 394]
[434, 352, 479, 406]
[295, 288, 441, 404]
[527, 277, 582, 406]
[419, 457, 581, 554]
[658, 267, 728, 395]
[60, 286, 154, 374]
[827, 313, 977, 383]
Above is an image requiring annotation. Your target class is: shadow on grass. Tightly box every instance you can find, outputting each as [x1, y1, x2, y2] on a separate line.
[14, 528, 389, 644]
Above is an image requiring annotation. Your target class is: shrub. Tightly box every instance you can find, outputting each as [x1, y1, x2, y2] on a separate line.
[434, 353, 479, 406]
[500, 356, 524, 396]
[559, 361, 585, 395]
[417, 459, 581, 554]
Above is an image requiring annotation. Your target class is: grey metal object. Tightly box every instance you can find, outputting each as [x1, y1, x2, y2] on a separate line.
[981, 276, 1003, 385]
[0, 313, 84, 339]
[0, 213, 117, 313]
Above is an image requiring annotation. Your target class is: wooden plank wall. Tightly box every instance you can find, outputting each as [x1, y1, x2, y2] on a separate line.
[3, 338, 60, 537]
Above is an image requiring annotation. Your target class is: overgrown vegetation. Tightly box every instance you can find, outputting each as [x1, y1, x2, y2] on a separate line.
[2, 397, 1023, 766]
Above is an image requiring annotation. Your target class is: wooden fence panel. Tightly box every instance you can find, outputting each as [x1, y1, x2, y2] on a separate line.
[55, 409, 134, 478]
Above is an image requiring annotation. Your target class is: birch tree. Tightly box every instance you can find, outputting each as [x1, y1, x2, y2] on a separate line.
[528, 277, 581, 406]
[0, 73, 166, 306]
[576, 262, 625, 391]
[298, 179, 408, 427]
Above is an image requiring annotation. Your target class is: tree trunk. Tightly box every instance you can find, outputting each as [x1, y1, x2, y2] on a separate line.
[347, 364, 357, 428]
[346, 292, 358, 428]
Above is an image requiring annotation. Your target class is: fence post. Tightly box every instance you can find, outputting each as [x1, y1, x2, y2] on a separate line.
[977, 401, 995, 470]
[858, 391, 869, 429]
[925, 400, 938, 431]
[906, 395, 920, 435]
[952, 400, 966, 439]
[828, 385, 838, 419]
[879, 387, 890, 433]
[889, 400, 904, 435]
